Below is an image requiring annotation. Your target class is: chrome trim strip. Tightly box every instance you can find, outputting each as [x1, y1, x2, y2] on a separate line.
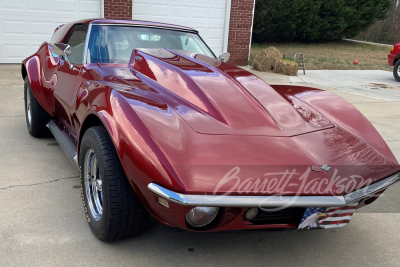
[83, 23, 93, 64]
[197, 34, 217, 58]
[147, 183, 346, 208]
[91, 23, 198, 33]
[344, 172, 400, 203]
[148, 172, 400, 208]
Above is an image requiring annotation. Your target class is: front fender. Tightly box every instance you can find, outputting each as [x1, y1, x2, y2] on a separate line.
[79, 86, 186, 212]
[271, 85, 398, 165]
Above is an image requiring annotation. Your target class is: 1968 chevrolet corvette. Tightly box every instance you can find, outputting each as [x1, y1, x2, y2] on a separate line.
[22, 19, 400, 241]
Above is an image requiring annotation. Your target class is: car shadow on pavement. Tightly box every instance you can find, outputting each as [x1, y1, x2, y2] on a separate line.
[105, 213, 394, 266]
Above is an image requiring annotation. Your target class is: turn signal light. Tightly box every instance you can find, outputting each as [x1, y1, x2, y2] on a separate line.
[158, 197, 169, 208]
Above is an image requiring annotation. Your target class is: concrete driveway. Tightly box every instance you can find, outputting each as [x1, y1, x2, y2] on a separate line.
[295, 70, 400, 102]
[1, 65, 400, 267]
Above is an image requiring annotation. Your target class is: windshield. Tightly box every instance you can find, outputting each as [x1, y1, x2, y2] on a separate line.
[86, 25, 215, 64]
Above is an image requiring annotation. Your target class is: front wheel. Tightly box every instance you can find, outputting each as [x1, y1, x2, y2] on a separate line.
[79, 126, 149, 241]
[393, 60, 400, 82]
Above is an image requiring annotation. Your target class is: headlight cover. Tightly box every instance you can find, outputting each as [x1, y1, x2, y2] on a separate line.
[186, 207, 219, 228]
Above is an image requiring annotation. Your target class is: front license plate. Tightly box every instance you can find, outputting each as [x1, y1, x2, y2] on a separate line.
[298, 202, 359, 230]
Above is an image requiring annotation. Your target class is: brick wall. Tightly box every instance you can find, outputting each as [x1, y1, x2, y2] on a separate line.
[227, 0, 255, 66]
[104, 0, 132, 20]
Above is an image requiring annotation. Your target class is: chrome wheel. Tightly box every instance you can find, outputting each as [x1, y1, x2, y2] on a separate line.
[26, 88, 31, 125]
[397, 65, 400, 76]
[84, 149, 103, 221]
[80, 126, 149, 241]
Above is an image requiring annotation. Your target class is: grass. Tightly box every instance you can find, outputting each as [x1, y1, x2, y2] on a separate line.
[250, 40, 392, 71]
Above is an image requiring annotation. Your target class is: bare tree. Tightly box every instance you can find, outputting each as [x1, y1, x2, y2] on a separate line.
[355, 0, 400, 44]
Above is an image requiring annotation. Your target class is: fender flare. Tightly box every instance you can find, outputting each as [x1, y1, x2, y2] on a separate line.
[394, 54, 400, 66]
[21, 45, 55, 115]
[77, 89, 187, 207]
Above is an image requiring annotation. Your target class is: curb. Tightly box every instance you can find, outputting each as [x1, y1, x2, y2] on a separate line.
[343, 39, 392, 48]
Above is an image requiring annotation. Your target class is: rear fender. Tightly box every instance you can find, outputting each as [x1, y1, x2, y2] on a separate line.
[22, 43, 55, 115]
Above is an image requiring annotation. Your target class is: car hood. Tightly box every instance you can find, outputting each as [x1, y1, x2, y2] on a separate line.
[100, 48, 334, 137]
[95, 49, 399, 196]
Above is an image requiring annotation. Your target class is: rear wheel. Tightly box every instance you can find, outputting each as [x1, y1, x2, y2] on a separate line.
[79, 126, 149, 241]
[393, 60, 400, 82]
[24, 77, 51, 137]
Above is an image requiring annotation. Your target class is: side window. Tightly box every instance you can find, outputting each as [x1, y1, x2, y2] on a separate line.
[65, 24, 89, 64]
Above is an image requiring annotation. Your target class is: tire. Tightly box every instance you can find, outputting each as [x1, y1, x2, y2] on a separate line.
[79, 126, 149, 242]
[24, 76, 51, 137]
[393, 60, 400, 82]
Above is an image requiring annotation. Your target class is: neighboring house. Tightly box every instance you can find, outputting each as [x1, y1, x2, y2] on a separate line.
[0, 0, 255, 65]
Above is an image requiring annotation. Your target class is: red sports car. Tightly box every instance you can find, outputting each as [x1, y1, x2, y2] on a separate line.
[22, 19, 400, 241]
[388, 42, 400, 81]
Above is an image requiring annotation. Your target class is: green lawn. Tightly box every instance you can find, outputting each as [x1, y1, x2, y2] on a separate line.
[250, 40, 392, 71]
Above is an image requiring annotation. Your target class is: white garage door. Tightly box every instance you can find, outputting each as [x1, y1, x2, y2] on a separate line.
[132, 0, 230, 56]
[0, 0, 101, 63]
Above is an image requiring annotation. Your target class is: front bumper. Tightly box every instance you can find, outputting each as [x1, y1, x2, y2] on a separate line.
[148, 172, 400, 208]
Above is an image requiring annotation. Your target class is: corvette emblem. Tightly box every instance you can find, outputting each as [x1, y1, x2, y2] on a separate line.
[311, 165, 331, 172]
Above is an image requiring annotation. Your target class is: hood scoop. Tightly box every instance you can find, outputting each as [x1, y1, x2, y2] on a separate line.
[233, 73, 335, 136]
[123, 48, 334, 136]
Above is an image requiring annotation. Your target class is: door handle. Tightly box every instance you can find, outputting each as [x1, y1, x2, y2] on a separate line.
[46, 55, 50, 60]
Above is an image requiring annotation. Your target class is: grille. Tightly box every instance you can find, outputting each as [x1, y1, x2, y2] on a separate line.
[244, 207, 306, 225]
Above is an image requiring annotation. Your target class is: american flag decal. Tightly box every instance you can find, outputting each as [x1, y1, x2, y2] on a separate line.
[311, 165, 322, 172]
[298, 203, 359, 230]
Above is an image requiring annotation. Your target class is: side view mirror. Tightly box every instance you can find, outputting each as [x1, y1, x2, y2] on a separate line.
[218, 52, 230, 62]
[50, 43, 74, 69]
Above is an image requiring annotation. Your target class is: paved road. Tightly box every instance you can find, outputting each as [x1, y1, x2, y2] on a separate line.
[1, 65, 400, 267]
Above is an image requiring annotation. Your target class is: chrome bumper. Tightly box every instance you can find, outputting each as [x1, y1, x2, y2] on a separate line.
[148, 172, 400, 208]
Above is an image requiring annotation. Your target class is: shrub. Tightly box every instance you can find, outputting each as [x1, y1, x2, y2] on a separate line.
[253, 0, 391, 42]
